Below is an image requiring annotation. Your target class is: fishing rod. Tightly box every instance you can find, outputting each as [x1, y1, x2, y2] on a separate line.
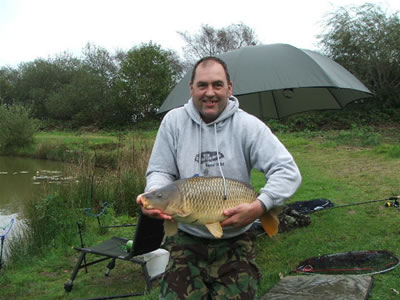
[83, 202, 136, 229]
[323, 195, 399, 210]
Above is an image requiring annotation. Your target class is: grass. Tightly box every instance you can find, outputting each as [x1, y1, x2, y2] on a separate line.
[253, 135, 400, 299]
[7, 129, 158, 167]
[1, 126, 400, 299]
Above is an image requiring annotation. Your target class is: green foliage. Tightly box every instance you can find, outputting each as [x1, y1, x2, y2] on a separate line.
[25, 194, 80, 250]
[266, 103, 400, 134]
[34, 140, 70, 161]
[265, 119, 290, 133]
[45, 66, 112, 126]
[374, 144, 400, 159]
[114, 42, 178, 124]
[319, 3, 400, 108]
[14, 56, 80, 119]
[4, 135, 151, 270]
[0, 104, 39, 151]
[2, 42, 180, 128]
[1, 130, 400, 299]
[0, 66, 19, 105]
[330, 124, 383, 147]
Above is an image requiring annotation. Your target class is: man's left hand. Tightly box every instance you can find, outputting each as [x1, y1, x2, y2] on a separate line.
[221, 200, 264, 228]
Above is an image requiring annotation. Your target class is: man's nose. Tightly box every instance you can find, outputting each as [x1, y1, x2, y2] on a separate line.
[205, 86, 216, 97]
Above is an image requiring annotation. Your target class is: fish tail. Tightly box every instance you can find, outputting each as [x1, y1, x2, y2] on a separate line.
[260, 207, 281, 237]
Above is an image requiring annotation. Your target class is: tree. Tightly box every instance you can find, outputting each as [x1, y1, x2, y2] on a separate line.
[81, 43, 119, 85]
[45, 66, 111, 126]
[178, 23, 259, 69]
[0, 67, 19, 105]
[114, 42, 178, 124]
[318, 3, 400, 107]
[14, 55, 80, 119]
[0, 104, 38, 151]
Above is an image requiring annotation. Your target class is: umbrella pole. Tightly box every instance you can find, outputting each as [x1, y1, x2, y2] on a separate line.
[271, 91, 280, 119]
[258, 93, 265, 120]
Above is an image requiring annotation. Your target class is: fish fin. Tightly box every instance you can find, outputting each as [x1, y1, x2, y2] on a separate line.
[260, 207, 281, 237]
[164, 220, 178, 236]
[205, 222, 223, 238]
[176, 210, 191, 217]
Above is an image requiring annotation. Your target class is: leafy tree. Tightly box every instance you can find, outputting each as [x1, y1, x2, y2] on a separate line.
[318, 3, 400, 107]
[0, 104, 38, 151]
[178, 23, 259, 69]
[0, 43, 181, 128]
[14, 55, 79, 119]
[165, 50, 186, 81]
[81, 42, 119, 85]
[0, 67, 19, 105]
[45, 66, 111, 126]
[42, 45, 119, 127]
[114, 42, 178, 124]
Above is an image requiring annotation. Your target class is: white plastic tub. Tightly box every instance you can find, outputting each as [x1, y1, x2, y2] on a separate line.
[137, 249, 170, 278]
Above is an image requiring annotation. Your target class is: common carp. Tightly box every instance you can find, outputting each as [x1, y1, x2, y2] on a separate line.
[138, 176, 280, 238]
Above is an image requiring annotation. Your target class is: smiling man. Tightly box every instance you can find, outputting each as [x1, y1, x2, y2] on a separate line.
[190, 58, 233, 123]
[137, 56, 302, 299]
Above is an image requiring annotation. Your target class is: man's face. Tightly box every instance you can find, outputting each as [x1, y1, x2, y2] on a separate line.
[190, 61, 232, 123]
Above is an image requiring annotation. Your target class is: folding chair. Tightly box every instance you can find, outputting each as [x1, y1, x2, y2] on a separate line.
[64, 211, 168, 298]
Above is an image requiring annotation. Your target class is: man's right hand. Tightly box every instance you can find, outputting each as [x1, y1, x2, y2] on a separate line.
[136, 193, 174, 221]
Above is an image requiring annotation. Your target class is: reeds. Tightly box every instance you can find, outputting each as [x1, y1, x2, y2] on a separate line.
[5, 135, 153, 265]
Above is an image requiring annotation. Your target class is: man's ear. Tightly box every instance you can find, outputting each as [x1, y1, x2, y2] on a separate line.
[189, 82, 194, 97]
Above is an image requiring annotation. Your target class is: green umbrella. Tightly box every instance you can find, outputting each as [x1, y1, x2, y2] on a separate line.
[159, 44, 373, 119]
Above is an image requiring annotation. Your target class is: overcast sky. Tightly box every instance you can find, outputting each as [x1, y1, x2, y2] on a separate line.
[1, 0, 399, 67]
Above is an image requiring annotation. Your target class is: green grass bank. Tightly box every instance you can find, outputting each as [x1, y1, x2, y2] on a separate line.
[0, 126, 399, 299]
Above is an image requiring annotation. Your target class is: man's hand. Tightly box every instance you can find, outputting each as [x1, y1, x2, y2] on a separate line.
[221, 200, 264, 228]
[136, 193, 173, 221]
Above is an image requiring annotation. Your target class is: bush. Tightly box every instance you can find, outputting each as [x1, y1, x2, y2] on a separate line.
[331, 124, 383, 147]
[0, 104, 39, 151]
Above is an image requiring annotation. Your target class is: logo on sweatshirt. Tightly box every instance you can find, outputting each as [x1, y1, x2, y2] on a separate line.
[195, 151, 224, 167]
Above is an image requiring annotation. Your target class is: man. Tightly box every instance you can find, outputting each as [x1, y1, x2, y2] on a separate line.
[137, 56, 301, 299]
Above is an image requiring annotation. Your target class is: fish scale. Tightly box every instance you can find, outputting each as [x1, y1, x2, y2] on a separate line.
[175, 177, 257, 224]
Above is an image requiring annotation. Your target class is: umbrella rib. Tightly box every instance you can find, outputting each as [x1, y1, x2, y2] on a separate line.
[257, 92, 265, 120]
[327, 88, 344, 109]
[271, 90, 280, 119]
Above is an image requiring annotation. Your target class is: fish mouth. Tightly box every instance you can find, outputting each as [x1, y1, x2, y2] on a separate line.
[138, 195, 152, 209]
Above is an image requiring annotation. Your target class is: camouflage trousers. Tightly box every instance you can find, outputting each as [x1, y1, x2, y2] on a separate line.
[159, 230, 261, 300]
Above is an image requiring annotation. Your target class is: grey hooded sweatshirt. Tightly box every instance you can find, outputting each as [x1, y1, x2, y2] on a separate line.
[145, 96, 301, 239]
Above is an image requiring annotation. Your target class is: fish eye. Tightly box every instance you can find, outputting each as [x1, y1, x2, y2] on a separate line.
[156, 192, 163, 198]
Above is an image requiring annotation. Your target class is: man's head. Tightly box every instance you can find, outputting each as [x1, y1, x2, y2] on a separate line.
[190, 57, 233, 123]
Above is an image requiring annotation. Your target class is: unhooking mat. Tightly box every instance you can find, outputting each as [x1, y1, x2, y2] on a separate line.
[260, 275, 373, 300]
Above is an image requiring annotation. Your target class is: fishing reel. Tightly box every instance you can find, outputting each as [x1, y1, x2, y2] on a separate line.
[384, 199, 399, 208]
[384, 196, 399, 208]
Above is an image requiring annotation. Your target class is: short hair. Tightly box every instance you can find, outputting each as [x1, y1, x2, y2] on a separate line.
[190, 56, 231, 84]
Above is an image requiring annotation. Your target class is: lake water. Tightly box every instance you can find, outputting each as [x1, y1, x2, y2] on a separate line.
[0, 156, 72, 215]
[0, 156, 72, 261]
